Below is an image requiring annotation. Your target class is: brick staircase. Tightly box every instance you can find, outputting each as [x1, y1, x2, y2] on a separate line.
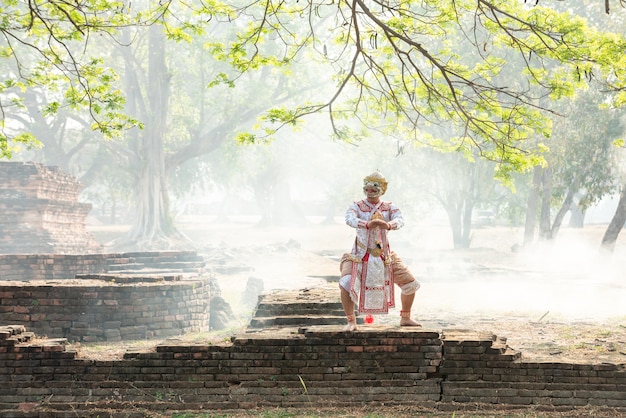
[0, 250, 207, 281]
[104, 251, 205, 276]
[247, 285, 362, 329]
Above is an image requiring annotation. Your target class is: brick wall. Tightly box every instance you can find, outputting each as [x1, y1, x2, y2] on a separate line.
[440, 330, 625, 408]
[0, 276, 212, 342]
[0, 325, 623, 416]
[0, 250, 204, 281]
[0, 250, 209, 342]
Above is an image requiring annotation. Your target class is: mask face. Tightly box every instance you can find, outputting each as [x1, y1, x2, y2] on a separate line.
[363, 182, 383, 199]
[362, 171, 387, 197]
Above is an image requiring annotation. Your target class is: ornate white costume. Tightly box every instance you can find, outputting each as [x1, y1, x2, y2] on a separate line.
[339, 171, 420, 328]
[341, 198, 405, 313]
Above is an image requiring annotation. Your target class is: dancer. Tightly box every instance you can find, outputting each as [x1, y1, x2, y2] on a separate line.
[338, 171, 421, 331]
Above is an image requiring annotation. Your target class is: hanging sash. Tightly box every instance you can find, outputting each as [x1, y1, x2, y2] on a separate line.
[348, 201, 395, 314]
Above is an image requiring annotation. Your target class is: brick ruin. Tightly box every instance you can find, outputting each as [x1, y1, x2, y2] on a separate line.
[1, 275, 212, 342]
[0, 162, 217, 342]
[0, 161, 102, 254]
[0, 250, 210, 341]
[0, 250, 206, 282]
[0, 285, 624, 416]
[0, 324, 624, 417]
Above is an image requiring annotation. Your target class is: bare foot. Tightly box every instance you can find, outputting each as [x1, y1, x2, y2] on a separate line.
[400, 318, 422, 327]
[342, 322, 358, 332]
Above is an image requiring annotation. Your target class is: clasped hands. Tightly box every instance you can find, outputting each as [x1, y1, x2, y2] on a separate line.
[367, 218, 391, 230]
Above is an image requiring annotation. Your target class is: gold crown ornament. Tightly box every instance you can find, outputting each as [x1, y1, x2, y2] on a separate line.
[363, 171, 388, 195]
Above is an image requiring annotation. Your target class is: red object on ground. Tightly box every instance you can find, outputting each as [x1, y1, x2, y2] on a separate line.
[365, 314, 374, 324]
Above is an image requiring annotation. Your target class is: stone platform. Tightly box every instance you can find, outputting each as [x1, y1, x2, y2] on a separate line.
[0, 322, 624, 417]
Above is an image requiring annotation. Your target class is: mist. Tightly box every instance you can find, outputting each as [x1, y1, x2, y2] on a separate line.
[154, 126, 626, 331]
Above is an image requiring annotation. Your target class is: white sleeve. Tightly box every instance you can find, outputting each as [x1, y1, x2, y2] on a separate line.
[345, 203, 368, 229]
[388, 203, 404, 230]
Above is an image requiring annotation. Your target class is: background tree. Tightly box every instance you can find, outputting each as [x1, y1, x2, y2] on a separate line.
[601, 181, 626, 251]
[103, 20, 326, 248]
[3, 3, 331, 249]
[537, 89, 623, 241]
[601, 142, 626, 252]
[412, 148, 497, 249]
[0, 0, 161, 156]
[2, 1, 626, 251]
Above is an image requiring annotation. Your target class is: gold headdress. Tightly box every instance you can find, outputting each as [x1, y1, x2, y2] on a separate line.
[363, 170, 388, 195]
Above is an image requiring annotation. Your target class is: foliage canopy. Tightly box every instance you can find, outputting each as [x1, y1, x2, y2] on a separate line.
[0, 0, 625, 179]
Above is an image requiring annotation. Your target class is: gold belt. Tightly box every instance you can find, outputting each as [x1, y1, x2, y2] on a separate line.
[357, 239, 383, 257]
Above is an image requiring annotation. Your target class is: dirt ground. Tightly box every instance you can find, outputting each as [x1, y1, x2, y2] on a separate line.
[85, 216, 626, 366]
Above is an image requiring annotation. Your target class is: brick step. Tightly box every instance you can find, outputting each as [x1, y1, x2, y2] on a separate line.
[104, 253, 202, 262]
[113, 250, 199, 257]
[253, 301, 345, 317]
[141, 262, 203, 269]
[106, 262, 204, 272]
[75, 273, 185, 283]
[124, 260, 205, 269]
[106, 263, 148, 271]
[0, 331, 35, 346]
[248, 314, 360, 328]
[248, 286, 354, 329]
[108, 269, 203, 276]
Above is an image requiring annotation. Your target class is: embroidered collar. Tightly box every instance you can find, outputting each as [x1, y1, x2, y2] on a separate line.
[356, 199, 391, 212]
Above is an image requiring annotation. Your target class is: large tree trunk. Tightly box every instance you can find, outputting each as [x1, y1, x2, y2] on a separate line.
[459, 171, 476, 248]
[524, 166, 542, 245]
[447, 204, 464, 249]
[120, 26, 188, 250]
[445, 194, 472, 249]
[568, 194, 585, 228]
[442, 161, 477, 250]
[539, 166, 553, 240]
[601, 183, 626, 252]
[550, 187, 577, 239]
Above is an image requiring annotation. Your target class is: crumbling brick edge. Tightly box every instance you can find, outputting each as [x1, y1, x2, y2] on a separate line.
[0, 324, 624, 416]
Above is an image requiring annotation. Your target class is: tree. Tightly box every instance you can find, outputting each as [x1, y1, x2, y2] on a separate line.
[524, 88, 624, 242]
[2, 0, 626, 249]
[121, 25, 182, 247]
[3, 1, 626, 159]
[2, 2, 328, 249]
[601, 142, 626, 251]
[414, 148, 497, 248]
[218, 1, 626, 172]
[106, 15, 330, 247]
[514, 0, 626, 247]
[601, 183, 626, 251]
[0, 0, 162, 157]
